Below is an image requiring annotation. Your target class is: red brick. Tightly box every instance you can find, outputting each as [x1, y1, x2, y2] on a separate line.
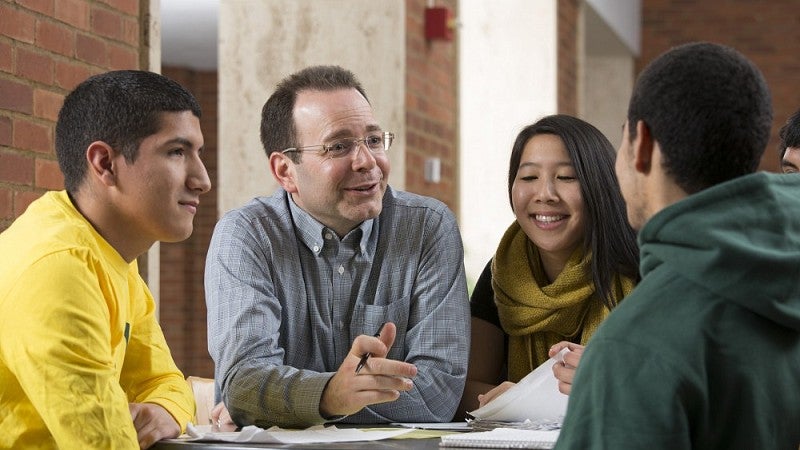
[97, 0, 139, 16]
[640, 0, 800, 173]
[33, 88, 64, 122]
[36, 19, 75, 58]
[16, 47, 54, 85]
[55, 0, 90, 30]
[108, 43, 137, 69]
[0, 151, 34, 185]
[35, 157, 63, 189]
[18, 0, 54, 16]
[0, 4, 36, 44]
[0, 187, 12, 219]
[75, 33, 108, 66]
[14, 190, 42, 215]
[13, 119, 52, 154]
[91, 5, 123, 42]
[0, 116, 11, 146]
[0, 79, 34, 114]
[403, 0, 459, 213]
[121, 16, 139, 47]
[54, 60, 92, 91]
[0, 41, 12, 74]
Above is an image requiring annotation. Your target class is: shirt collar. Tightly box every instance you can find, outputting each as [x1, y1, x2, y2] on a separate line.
[286, 192, 376, 257]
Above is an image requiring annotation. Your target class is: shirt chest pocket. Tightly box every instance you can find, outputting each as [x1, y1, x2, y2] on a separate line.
[349, 295, 410, 359]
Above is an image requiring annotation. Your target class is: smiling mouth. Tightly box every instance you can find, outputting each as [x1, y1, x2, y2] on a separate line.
[347, 182, 379, 192]
[534, 214, 567, 223]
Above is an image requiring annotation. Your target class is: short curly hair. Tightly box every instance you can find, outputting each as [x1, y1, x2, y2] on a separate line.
[626, 42, 772, 194]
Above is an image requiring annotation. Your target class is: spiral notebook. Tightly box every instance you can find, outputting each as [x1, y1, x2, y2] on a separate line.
[439, 428, 560, 449]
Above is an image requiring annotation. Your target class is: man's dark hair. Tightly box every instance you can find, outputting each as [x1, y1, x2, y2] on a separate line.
[779, 108, 800, 159]
[507, 114, 640, 308]
[56, 70, 201, 193]
[627, 42, 772, 194]
[260, 65, 369, 163]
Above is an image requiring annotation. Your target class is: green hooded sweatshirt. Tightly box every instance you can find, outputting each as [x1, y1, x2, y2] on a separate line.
[556, 172, 800, 450]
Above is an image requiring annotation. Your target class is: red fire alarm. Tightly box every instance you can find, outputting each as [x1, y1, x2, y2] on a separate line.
[425, 6, 453, 41]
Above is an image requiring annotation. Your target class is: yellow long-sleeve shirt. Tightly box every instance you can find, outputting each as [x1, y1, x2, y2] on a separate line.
[0, 191, 194, 448]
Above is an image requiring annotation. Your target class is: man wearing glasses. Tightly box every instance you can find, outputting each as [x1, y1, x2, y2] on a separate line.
[205, 65, 470, 428]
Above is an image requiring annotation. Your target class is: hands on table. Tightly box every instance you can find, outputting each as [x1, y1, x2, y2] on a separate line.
[210, 322, 418, 425]
[320, 322, 417, 418]
[549, 341, 584, 395]
[476, 341, 586, 408]
[129, 402, 181, 449]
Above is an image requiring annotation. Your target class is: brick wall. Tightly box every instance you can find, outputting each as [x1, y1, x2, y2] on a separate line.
[0, 0, 142, 232]
[557, 0, 579, 115]
[640, 0, 800, 173]
[159, 67, 218, 378]
[405, 0, 460, 217]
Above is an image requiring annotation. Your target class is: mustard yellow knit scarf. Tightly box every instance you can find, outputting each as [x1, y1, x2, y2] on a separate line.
[492, 221, 635, 382]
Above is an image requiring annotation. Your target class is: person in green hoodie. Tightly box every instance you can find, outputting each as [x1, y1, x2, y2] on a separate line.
[555, 42, 800, 449]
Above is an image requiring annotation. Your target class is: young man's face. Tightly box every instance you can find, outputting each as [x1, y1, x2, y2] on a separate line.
[113, 110, 211, 244]
[781, 147, 800, 173]
[284, 88, 390, 237]
[615, 121, 646, 231]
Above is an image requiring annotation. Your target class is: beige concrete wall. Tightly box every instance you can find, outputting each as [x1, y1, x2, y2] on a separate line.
[582, 52, 634, 146]
[459, 0, 559, 284]
[580, 2, 636, 147]
[218, 1, 406, 215]
[147, 0, 161, 310]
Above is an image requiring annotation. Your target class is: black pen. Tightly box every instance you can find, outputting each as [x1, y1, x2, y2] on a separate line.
[355, 322, 386, 374]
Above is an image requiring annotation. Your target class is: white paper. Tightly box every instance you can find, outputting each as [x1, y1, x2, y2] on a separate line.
[174, 423, 414, 444]
[440, 427, 560, 449]
[468, 348, 569, 422]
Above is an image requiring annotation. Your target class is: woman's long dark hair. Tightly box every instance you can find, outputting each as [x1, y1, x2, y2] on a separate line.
[507, 114, 639, 308]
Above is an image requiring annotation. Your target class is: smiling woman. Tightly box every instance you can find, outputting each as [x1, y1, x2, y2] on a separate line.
[458, 114, 640, 418]
[511, 133, 585, 280]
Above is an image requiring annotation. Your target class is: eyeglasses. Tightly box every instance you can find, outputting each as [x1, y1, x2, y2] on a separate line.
[282, 132, 395, 159]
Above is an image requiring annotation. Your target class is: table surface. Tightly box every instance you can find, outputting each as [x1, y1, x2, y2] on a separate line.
[150, 426, 489, 450]
[151, 437, 446, 450]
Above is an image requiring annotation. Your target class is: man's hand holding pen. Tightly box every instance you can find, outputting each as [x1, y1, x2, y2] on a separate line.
[319, 322, 418, 419]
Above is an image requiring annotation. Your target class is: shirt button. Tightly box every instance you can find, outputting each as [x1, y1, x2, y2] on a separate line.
[312, 245, 320, 252]
[324, 232, 333, 240]
[338, 265, 344, 275]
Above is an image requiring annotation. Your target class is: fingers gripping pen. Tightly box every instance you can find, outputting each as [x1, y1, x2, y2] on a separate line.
[355, 322, 387, 374]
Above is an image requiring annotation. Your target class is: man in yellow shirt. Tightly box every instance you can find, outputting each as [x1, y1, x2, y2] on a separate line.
[0, 70, 210, 448]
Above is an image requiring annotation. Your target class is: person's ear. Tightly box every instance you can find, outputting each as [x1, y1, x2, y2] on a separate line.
[86, 141, 118, 187]
[269, 152, 298, 193]
[632, 120, 654, 174]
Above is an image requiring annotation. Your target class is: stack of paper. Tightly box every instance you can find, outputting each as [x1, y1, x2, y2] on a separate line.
[440, 427, 560, 449]
[468, 348, 569, 425]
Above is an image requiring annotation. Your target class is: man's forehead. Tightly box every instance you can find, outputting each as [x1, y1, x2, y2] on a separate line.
[293, 89, 376, 131]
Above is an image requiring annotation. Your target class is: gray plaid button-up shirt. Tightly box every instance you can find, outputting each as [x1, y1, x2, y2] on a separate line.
[205, 187, 470, 428]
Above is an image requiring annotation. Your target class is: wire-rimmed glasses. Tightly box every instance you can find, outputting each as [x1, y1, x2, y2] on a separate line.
[281, 131, 395, 159]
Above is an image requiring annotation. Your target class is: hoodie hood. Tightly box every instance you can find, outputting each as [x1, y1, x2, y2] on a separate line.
[639, 172, 800, 331]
